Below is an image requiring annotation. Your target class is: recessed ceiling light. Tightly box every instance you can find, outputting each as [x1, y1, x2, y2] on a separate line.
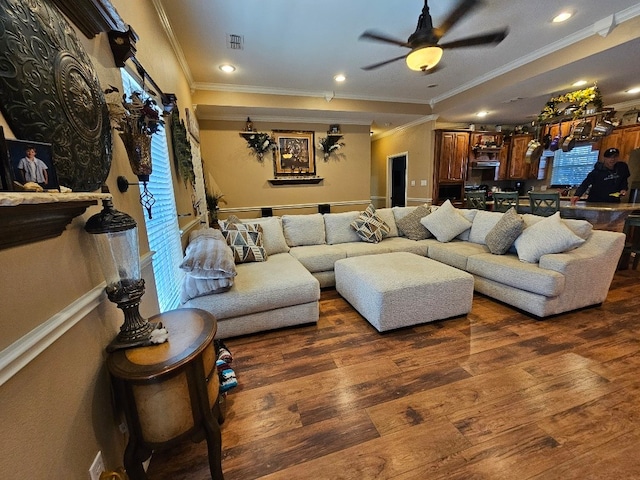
[553, 11, 572, 23]
[572, 80, 588, 87]
[219, 64, 236, 73]
[476, 111, 489, 117]
[626, 87, 640, 94]
[334, 74, 346, 82]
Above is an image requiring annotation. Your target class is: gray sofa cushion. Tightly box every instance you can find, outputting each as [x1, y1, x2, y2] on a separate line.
[324, 211, 361, 244]
[182, 253, 320, 319]
[427, 241, 489, 270]
[289, 244, 347, 272]
[466, 253, 565, 297]
[282, 213, 326, 246]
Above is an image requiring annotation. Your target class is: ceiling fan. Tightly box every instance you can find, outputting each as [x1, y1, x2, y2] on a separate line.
[360, 0, 509, 72]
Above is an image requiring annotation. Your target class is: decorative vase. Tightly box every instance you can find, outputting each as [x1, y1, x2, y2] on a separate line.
[120, 131, 152, 182]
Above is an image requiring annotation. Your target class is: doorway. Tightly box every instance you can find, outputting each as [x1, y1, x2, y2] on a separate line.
[388, 153, 407, 207]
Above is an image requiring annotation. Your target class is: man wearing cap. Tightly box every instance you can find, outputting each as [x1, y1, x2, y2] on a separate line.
[570, 148, 630, 204]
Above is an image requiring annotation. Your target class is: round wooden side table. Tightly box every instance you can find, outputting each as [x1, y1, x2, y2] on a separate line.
[107, 308, 224, 480]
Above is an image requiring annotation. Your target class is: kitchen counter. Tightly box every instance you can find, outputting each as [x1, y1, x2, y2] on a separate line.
[485, 200, 640, 232]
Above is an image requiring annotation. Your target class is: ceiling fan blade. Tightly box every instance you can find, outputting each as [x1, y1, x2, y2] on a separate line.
[359, 30, 411, 48]
[433, 0, 482, 40]
[439, 28, 509, 49]
[361, 54, 408, 71]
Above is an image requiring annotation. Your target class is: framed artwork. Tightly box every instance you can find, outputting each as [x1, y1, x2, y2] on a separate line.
[185, 108, 200, 143]
[7, 138, 59, 190]
[273, 130, 316, 176]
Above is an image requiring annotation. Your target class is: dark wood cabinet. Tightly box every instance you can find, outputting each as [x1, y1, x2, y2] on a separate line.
[436, 131, 470, 182]
[507, 134, 532, 179]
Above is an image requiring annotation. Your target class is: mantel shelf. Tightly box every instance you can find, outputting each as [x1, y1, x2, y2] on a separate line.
[0, 192, 110, 250]
[268, 177, 324, 185]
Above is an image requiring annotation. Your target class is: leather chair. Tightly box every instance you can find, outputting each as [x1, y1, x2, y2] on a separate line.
[493, 191, 519, 213]
[465, 190, 487, 210]
[529, 191, 560, 217]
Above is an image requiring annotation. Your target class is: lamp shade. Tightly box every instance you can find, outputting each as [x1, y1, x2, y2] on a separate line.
[406, 46, 443, 71]
[85, 199, 140, 287]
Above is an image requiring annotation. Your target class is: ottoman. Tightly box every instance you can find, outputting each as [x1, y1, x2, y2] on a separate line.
[334, 252, 474, 332]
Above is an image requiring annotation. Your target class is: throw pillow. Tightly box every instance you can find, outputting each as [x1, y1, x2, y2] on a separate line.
[375, 208, 399, 237]
[350, 204, 391, 243]
[245, 216, 290, 255]
[468, 210, 503, 244]
[485, 207, 525, 254]
[180, 228, 237, 278]
[220, 222, 268, 263]
[514, 212, 585, 263]
[395, 204, 432, 240]
[456, 208, 479, 241]
[420, 200, 472, 242]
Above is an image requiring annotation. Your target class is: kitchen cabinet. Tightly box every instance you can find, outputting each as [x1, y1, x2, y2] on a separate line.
[597, 125, 640, 161]
[436, 131, 470, 182]
[507, 134, 532, 179]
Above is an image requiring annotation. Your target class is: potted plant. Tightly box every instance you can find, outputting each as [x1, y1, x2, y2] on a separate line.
[205, 192, 225, 225]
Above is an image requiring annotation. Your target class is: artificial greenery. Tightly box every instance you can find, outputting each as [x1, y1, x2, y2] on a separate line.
[170, 110, 195, 186]
[317, 135, 345, 160]
[241, 132, 276, 158]
[538, 85, 603, 122]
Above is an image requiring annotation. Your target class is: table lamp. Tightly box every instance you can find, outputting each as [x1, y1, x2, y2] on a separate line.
[85, 198, 167, 352]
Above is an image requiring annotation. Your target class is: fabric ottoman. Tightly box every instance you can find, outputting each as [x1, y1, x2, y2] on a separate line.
[334, 252, 474, 332]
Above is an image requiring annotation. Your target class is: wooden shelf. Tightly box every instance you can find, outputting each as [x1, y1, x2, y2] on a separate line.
[0, 192, 109, 250]
[268, 177, 324, 185]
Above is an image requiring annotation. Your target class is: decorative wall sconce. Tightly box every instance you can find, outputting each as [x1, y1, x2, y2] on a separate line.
[239, 131, 277, 161]
[117, 175, 155, 220]
[84, 198, 167, 352]
[318, 126, 345, 160]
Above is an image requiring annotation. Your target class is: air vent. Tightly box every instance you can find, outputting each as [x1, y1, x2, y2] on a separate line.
[227, 34, 244, 50]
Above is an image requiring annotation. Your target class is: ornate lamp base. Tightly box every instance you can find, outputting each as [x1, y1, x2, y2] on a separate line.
[105, 279, 168, 352]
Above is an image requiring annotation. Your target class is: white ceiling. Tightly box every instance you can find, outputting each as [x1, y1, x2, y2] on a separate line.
[154, 0, 640, 136]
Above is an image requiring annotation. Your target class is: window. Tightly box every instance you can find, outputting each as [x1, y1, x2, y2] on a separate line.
[121, 71, 184, 312]
[549, 145, 599, 187]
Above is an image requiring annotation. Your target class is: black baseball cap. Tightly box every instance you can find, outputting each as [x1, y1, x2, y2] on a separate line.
[604, 148, 619, 158]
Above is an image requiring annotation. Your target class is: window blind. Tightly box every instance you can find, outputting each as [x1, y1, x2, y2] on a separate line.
[122, 71, 184, 312]
[550, 145, 599, 187]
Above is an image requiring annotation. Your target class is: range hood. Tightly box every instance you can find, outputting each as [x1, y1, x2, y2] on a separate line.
[471, 160, 500, 169]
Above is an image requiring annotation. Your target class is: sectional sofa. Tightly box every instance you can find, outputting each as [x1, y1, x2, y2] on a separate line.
[179, 201, 626, 339]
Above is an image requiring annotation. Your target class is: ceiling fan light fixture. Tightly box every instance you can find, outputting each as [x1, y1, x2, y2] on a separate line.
[406, 46, 443, 72]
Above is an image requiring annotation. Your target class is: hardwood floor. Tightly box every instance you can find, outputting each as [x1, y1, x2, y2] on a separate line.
[146, 268, 640, 479]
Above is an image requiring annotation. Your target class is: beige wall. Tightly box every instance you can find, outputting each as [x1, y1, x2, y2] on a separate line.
[0, 0, 196, 477]
[371, 120, 437, 207]
[199, 120, 373, 217]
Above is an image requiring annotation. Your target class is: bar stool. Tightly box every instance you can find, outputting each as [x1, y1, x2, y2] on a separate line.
[529, 191, 560, 217]
[465, 190, 487, 210]
[493, 192, 519, 213]
[623, 215, 640, 270]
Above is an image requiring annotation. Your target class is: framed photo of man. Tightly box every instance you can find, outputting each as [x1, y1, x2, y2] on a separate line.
[273, 130, 316, 176]
[7, 138, 59, 190]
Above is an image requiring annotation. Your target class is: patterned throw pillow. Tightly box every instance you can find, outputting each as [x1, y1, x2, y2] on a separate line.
[485, 207, 524, 254]
[220, 220, 268, 264]
[395, 204, 432, 240]
[350, 204, 390, 243]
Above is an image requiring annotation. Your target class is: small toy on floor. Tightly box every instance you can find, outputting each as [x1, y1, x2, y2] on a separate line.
[219, 368, 237, 393]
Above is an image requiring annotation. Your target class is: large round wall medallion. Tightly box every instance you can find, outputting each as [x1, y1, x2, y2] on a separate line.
[0, 0, 112, 191]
